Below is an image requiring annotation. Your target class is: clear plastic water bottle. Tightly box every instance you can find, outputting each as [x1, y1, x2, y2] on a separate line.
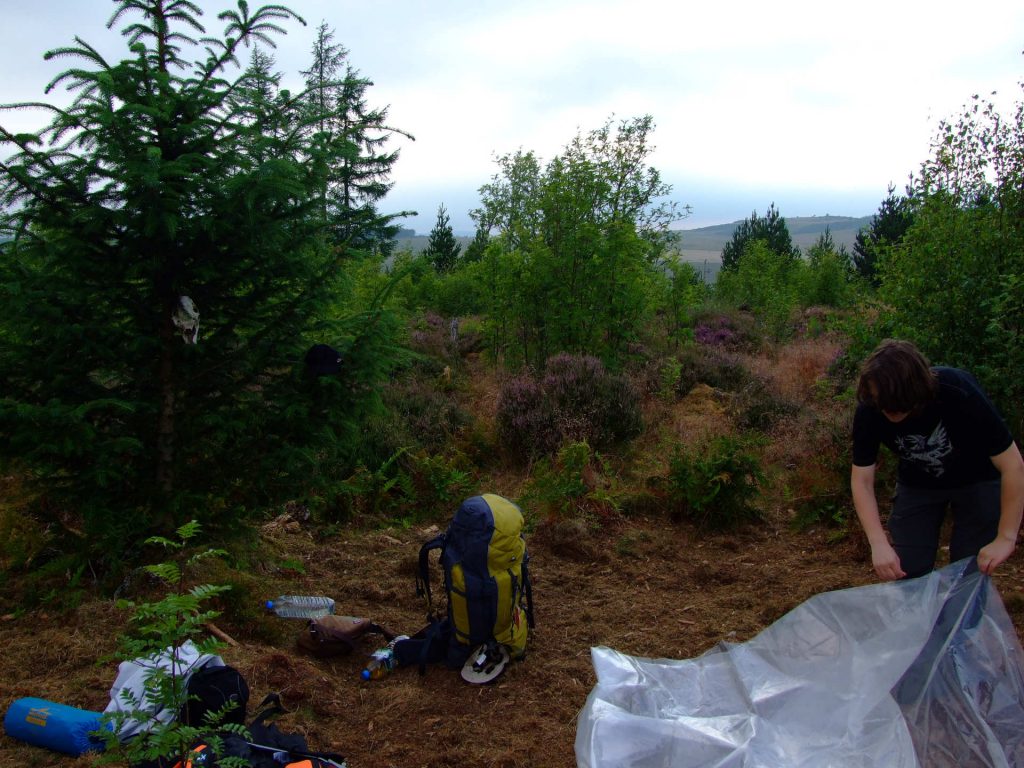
[265, 595, 335, 619]
[361, 635, 409, 681]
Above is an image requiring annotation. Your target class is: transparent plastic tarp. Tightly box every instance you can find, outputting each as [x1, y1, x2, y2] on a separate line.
[576, 559, 1024, 767]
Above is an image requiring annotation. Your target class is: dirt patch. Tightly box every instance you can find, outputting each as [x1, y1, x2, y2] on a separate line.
[4, 513, 1024, 768]
[4, 340, 1024, 767]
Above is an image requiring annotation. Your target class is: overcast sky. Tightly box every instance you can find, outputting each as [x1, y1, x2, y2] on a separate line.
[2, 0, 1022, 233]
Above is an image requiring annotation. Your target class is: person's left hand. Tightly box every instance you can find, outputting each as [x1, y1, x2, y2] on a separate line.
[977, 537, 1017, 575]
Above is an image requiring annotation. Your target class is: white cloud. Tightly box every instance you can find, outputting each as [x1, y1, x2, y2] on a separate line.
[2, 0, 1022, 231]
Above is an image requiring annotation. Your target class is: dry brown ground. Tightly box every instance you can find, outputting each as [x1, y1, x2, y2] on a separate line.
[4, 337, 1024, 768]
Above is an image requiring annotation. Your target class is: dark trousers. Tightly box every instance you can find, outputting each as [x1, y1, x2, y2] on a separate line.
[889, 480, 1001, 579]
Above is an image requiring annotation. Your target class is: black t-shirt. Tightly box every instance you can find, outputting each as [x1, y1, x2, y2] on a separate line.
[852, 367, 1013, 489]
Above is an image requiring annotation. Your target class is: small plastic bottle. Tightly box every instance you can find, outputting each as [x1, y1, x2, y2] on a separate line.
[361, 635, 409, 681]
[265, 595, 335, 619]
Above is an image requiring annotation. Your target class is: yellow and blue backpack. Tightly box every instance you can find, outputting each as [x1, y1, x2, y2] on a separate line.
[411, 494, 535, 670]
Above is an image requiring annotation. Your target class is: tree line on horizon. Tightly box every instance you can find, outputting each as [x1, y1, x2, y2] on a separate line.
[0, 0, 1021, 584]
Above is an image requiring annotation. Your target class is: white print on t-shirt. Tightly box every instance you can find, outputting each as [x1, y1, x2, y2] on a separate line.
[895, 423, 953, 477]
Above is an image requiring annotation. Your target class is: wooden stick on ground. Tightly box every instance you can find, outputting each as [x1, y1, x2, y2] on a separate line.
[206, 622, 239, 646]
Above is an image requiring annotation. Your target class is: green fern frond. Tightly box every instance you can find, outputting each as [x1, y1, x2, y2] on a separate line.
[175, 520, 202, 542]
[190, 583, 231, 601]
[145, 536, 182, 550]
[143, 562, 181, 583]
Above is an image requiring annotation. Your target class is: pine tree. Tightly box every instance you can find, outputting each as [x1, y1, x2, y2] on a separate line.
[853, 185, 915, 286]
[462, 224, 491, 264]
[0, 1, 405, 563]
[423, 204, 462, 273]
[721, 203, 800, 272]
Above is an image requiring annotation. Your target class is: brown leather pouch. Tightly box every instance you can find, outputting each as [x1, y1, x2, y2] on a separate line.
[296, 615, 394, 658]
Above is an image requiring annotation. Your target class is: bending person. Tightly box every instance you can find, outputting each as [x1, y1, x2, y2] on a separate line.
[850, 339, 1024, 580]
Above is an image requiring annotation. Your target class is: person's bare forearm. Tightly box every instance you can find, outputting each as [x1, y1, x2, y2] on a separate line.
[997, 453, 1024, 542]
[978, 442, 1024, 575]
[851, 467, 885, 544]
[851, 463, 905, 579]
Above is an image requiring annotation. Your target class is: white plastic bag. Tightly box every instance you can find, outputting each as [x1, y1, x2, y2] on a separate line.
[576, 560, 1024, 767]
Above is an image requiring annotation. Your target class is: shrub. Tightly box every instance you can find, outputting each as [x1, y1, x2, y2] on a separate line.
[495, 375, 560, 459]
[715, 240, 802, 339]
[496, 354, 643, 461]
[521, 441, 618, 523]
[666, 435, 764, 528]
[691, 309, 762, 351]
[407, 311, 456, 361]
[542, 354, 643, 444]
[674, 345, 752, 397]
[323, 449, 412, 523]
[381, 370, 469, 452]
[787, 413, 855, 534]
[733, 378, 802, 433]
[823, 308, 892, 393]
[428, 261, 491, 318]
[694, 318, 739, 347]
[405, 450, 476, 517]
[0, 472, 49, 573]
[798, 234, 858, 309]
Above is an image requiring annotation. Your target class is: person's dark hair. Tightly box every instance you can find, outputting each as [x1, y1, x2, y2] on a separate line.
[856, 339, 938, 413]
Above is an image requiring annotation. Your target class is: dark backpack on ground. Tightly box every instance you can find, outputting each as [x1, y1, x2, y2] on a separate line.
[228, 693, 347, 768]
[177, 662, 249, 728]
[141, 694, 347, 768]
[409, 494, 535, 670]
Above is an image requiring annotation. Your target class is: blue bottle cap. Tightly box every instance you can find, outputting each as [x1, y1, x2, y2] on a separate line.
[265, 600, 274, 610]
[361, 669, 371, 681]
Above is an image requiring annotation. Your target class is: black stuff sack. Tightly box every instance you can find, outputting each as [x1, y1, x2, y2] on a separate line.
[305, 344, 343, 377]
[177, 663, 249, 728]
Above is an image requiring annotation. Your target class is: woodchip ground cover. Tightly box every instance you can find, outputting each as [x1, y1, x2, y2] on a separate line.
[3, 338, 1024, 768]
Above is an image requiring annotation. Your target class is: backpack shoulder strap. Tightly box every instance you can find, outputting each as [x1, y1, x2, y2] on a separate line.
[249, 692, 287, 727]
[416, 534, 446, 611]
[393, 617, 452, 676]
[522, 555, 536, 629]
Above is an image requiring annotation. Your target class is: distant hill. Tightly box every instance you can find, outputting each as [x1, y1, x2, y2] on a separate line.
[393, 233, 475, 254]
[394, 214, 874, 272]
[677, 214, 871, 259]
[674, 214, 872, 282]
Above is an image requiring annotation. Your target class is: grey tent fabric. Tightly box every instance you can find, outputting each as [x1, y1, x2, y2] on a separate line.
[576, 559, 1024, 767]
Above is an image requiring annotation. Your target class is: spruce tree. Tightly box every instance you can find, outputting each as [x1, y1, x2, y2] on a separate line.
[0, 1, 405, 564]
[424, 204, 462, 273]
[302, 22, 413, 256]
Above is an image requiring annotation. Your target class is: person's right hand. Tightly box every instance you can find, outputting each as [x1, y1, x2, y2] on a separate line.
[871, 541, 906, 581]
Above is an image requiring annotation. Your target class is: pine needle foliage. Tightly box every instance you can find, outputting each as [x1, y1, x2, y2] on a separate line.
[0, 1, 407, 569]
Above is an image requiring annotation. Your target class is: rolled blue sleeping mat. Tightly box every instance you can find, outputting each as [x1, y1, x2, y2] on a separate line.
[3, 697, 108, 755]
